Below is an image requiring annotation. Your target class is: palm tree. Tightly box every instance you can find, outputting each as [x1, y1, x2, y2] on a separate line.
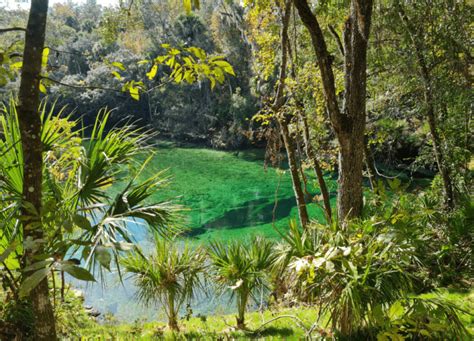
[122, 238, 206, 331]
[207, 236, 275, 329]
[0, 100, 179, 319]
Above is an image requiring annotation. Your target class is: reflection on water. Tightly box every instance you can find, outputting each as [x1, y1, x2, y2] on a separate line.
[186, 196, 296, 237]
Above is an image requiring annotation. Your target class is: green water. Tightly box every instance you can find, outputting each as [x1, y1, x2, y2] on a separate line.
[75, 145, 336, 320]
[140, 144, 335, 241]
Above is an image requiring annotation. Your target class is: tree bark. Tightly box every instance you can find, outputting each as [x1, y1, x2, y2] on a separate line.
[17, 1, 57, 340]
[274, 0, 310, 228]
[293, 0, 373, 224]
[397, 3, 455, 210]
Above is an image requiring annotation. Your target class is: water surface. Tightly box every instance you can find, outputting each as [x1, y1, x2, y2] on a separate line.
[73, 145, 335, 320]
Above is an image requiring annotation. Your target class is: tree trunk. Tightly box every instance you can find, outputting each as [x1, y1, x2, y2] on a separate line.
[293, 0, 373, 224]
[167, 291, 179, 331]
[337, 132, 365, 221]
[274, 0, 309, 228]
[17, 1, 57, 340]
[300, 113, 332, 222]
[426, 101, 455, 209]
[397, 3, 455, 210]
[279, 120, 310, 227]
[236, 291, 248, 329]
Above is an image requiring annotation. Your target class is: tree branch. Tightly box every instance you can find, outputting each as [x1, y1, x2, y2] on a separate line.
[328, 25, 344, 57]
[0, 27, 26, 34]
[292, 0, 342, 132]
[42, 76, 126, 94]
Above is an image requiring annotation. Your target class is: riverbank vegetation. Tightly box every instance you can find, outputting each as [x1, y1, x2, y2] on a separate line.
[0, 0, 472, 340]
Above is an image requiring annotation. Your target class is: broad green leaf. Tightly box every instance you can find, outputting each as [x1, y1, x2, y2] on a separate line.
[146, 64, 158, 80]
[209, 76, 216, 89]
[39, 81, 47, 94]
[169, 48, 180, 56]
[19, 267, 50, 298]
[73, 214, 92, 230]
[0, 241, 18, 263]
[213, 60, 235, 76]
[41, 48, 49, 67]
[111, 61, 126, 71]
[388, 300, 405, 320]
[62, 218, 73, 232]
[62, 264, 95, 281]
[183, 0, 192, 13]
[187, 47, 206, 60]
[129, 85, 139, 100]
[111, 71, 122, 80]
[213, 67, 225, 83]
[155, 55, 168, 64]
[184, 70, 195, 83]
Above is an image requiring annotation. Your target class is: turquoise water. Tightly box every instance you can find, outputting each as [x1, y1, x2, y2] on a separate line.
[73, 145, 336, 320]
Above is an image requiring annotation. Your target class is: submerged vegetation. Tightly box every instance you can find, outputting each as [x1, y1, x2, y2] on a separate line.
[0, 0, 472, 340]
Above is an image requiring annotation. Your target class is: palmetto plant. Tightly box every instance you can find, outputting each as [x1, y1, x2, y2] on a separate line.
[280, 221, 415, 337]
[122, 238, 206, 331]
[207, 236, 276, 329]
[0, 99, 178, 298]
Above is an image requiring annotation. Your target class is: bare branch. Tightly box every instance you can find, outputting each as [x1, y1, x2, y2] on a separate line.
[0, 27, 26, 34]
[46, 46, 88, 57]
[41, 76, 126, 94]
[328, 24, 344, 57]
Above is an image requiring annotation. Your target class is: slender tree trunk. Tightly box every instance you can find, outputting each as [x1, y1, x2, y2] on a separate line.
[293, 0, 373, 224]
[167, 291, 179, 331]
[17, 1, 57, 340]
[274, 0, 309, 228]
[397, 3, 455, 210]
[426, 101, 454, 209]
[60, 270, 65, 302]
[300, 113, 332, 221]
[236, 291, 248, 329]
[279, 120, 310, 227]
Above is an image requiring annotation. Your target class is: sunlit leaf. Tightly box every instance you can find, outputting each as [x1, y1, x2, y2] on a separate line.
[41, 47, 49, 67]
[111, 71, 122, 80]
[111, 61, 126, 71]
[146, 64, 158, 80]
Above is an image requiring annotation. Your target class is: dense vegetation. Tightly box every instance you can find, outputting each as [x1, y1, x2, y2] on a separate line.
[0, 0, 472, 340]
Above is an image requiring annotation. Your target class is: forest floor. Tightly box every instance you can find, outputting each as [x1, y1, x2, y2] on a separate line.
[73, 288, 473, 340]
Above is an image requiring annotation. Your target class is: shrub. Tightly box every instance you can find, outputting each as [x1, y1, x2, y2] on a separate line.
[122, 238, 206, 331]
[207, 236, 275, 329]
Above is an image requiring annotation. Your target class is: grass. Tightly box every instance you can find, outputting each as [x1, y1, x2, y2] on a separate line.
[75, 306, 319, 340]
[71, 288, 474, 340]
[420, 287, 474, 335]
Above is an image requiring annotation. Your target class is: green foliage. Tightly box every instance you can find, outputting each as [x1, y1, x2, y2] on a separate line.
[207, 236, 276, 328]
[376, 296, 468, 340]
[0, 99, 179, 298]
[280, 222, 414, 337]
[122, 237, 206, 330]
[365, 183, 473, 288]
